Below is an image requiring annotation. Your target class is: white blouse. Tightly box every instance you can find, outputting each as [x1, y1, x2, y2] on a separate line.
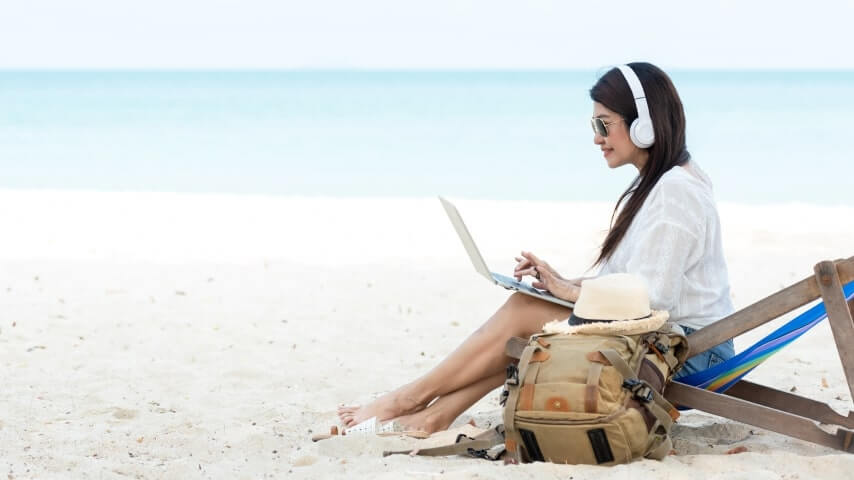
[597, 161, 734, 330]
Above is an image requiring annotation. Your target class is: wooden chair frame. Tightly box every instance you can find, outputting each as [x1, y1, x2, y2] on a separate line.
[665, 257, 854, 453]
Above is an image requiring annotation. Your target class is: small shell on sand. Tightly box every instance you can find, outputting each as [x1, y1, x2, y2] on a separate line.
[292, 455, 317, 467]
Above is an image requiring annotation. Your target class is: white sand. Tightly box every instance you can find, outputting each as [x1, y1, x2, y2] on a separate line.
[1, 189, 853, 479]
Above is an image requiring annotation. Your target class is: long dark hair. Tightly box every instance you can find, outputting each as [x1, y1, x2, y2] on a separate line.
[590, 62, 690, 267]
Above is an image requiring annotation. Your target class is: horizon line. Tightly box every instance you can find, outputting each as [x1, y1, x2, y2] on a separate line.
[0, 187, 848, 209]
[3, 67, 854, 73]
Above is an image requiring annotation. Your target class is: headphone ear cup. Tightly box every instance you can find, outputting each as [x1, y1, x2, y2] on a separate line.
[629, 118, 655, 148]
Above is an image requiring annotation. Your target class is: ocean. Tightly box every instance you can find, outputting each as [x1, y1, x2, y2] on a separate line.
[1, 70, 851, 204]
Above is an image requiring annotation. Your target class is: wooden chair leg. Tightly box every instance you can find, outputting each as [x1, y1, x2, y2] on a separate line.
[724, 380, 854, 429]
[815, 261, 854, 401]
[667, 381, 854, 453]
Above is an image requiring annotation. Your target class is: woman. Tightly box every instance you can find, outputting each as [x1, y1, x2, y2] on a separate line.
[338, 62, 735, 433]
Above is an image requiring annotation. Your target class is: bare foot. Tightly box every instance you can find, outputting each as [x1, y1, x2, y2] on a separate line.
[392, 406, 456, 435]
[337, 387, 428, 428]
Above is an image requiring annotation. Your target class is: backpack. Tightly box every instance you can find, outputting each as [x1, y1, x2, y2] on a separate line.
[501, 323, 688, 464]
[384, 323, 688, 465]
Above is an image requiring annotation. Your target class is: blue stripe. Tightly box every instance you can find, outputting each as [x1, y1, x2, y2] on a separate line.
[678, 280, 854, 389]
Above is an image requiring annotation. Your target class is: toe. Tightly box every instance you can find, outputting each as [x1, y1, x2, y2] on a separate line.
[344, 417, 359, 428]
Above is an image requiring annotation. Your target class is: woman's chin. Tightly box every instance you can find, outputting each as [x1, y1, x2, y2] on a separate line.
[604, 154, 631, 169]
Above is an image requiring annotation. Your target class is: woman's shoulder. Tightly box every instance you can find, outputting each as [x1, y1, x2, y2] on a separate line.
[642, 164, 718, 232]
[652, 164, 714, 204]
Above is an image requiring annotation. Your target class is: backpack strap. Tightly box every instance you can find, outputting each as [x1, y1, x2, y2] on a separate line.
[585, 361, 604, 413]
[382, 425, 505, 460]
[599, 349, 679, 433]
[504, 336, 527, 359]
[503, 344, 541, 433]
[645, 432, 673, 460]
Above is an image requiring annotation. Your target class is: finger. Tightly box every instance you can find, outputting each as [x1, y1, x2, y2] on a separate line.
[522, 251, 545, 267]
[513, 260, 534, 272]
[517, 267, 538, 278]
[514, 261, 531, 274]
[526, 251, 553, 270]
[516, 263, 535, 277]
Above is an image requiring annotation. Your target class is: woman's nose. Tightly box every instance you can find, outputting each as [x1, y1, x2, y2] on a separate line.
[593, 133, 604, 145]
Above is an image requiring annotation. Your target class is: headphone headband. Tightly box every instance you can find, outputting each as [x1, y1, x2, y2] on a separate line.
[616, 65, 655, 148]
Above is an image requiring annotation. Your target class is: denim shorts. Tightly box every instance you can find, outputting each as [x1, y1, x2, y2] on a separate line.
[673, 325, 735, 380]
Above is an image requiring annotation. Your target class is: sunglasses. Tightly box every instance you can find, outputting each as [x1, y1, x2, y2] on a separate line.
[591, 117, 623, 137]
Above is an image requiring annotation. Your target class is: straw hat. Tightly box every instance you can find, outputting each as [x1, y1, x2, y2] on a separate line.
[542, 273, 669, 335]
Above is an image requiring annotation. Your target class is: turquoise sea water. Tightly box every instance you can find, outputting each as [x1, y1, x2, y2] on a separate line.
[1, 70, 852, 204]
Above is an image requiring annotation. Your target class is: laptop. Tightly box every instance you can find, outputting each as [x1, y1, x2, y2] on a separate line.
[439, 196, 575, 309]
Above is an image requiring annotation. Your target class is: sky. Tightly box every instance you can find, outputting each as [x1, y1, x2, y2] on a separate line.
[1, 1, 853, 70]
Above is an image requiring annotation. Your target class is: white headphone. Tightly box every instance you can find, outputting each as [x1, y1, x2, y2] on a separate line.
[616, 65, 655, 148]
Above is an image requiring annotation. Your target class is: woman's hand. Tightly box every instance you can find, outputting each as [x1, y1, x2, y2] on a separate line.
[513, 251, 582, 303]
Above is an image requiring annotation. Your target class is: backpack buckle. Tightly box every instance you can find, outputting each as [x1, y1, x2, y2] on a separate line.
[467, 448, 490, 459]
[499, 388, 509, 406]
[636, 386, 654, 403]
[645, 334, 670, 354]
[467, 446, 505, 461]
[622, 378, 654, 403]
[505, 364, 519, 386]
[622, 378, 641, 390]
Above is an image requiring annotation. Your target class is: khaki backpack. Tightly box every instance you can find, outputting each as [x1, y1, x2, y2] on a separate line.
[385, 323, 688, 465]
[501, 323, 688, 464]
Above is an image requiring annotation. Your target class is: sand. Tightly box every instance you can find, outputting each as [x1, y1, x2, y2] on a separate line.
[1, 189, 853, 479]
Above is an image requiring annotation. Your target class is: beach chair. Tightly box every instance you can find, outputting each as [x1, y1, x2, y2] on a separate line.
[665, 257, 854, 453]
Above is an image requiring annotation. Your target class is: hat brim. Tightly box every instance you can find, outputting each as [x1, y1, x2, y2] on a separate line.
[542, 310, 670, 336]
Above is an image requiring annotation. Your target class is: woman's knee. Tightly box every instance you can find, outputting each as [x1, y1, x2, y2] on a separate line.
[504, 292, 539, 310]
[504, 292, 570, 316]
[500, 292, 570, 331]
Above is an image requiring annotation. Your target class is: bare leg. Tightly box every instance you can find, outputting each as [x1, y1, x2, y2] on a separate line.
[394, 371, 506, 433]
[339, 293, 571, 427]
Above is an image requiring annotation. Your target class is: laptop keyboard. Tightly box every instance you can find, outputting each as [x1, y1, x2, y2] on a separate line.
[493, 273, 544, 294]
